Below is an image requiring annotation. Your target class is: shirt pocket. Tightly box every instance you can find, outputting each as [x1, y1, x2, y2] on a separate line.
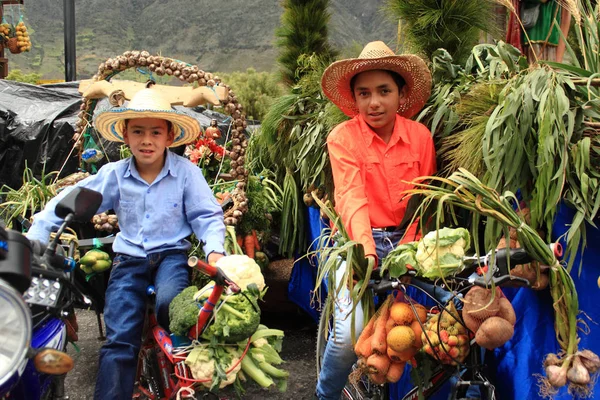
[363, 155, 381, 177]
[392, 154, 421, 192]
[117, 199, 138, 229]
[160, 195, 184, 237]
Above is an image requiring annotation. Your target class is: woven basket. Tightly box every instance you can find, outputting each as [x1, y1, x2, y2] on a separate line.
[7, 37, 21, 54]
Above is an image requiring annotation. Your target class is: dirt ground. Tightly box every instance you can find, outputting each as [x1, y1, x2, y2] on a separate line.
[65, 307, 318, 400]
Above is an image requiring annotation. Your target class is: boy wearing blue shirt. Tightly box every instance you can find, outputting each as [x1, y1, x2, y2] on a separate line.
[28, 83, 226, 400]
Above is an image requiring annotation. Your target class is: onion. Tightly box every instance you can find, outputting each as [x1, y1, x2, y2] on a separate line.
[543, 353, 561, 368]
[567, 356, 590, 385]
[545, 364, 568, 388]
[578, 349, 600, 374]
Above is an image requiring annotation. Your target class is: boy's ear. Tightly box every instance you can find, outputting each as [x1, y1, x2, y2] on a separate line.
[122, 131, 130, 145]
[166, 130, 175, 147]
[398, 85, 409, 107]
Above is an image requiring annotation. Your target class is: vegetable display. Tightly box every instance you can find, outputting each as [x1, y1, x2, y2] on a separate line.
[168, 255, 289, 394]
[402, 168, 599, 397]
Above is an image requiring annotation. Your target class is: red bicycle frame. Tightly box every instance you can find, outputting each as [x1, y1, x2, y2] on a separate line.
[134, 256, 241, 400]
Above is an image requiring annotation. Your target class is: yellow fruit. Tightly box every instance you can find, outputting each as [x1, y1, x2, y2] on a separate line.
[390, 302, 415, 326]
[387, 325, 416, 352]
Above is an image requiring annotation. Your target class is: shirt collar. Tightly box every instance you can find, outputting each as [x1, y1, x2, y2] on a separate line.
[123, 150, 177, 180]
[357, 114, 411, 147]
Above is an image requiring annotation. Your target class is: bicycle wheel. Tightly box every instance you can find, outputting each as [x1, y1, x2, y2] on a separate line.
[136, 346, 164, 399]
[316, 297, 388, 400]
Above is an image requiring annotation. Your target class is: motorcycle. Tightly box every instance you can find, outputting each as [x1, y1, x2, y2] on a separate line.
[0, 187, 103, 400]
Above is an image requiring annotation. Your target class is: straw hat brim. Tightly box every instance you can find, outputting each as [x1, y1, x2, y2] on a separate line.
[321, 54, 432, 119]
[94, 108, 201, 147]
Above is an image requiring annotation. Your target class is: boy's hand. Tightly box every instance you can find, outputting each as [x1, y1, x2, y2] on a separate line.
[207, 251, 225, 266]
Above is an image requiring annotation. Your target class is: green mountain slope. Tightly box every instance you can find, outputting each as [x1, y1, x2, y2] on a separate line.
[5, 0, 395, 79]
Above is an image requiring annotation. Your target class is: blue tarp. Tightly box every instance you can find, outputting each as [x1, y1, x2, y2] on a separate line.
[287, 206, 327, 322]
[486, 202, 600, 400]
[288, 203, 600, 399]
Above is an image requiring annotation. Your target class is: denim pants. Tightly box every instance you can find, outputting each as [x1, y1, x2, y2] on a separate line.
[316, 230, 457, 400]
[94, 250, 189, 400]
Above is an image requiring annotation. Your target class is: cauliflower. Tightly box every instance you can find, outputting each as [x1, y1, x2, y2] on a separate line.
[415, 228, 470, 278]
[185, 345, 242, 389]
[215, 254, 265, 291]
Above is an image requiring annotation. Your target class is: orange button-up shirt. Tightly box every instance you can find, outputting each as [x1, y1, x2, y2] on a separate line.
[327, 114, 436, 257]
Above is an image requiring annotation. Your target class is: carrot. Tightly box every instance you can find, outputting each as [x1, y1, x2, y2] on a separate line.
[251, 229, 261, 251]
[371, 304, 390, 354]
[244, 234, 256, 258]
[354, 314, 377, 357]
[236, 234, 243, 248]
[366, 353, 390, 375]
[385, 315, 396, 335]
[355, 334, 373, 358]
[386, 361, 406, 383]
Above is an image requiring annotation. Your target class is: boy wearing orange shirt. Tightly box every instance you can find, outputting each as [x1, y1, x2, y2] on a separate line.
[316, 41, 436, 399]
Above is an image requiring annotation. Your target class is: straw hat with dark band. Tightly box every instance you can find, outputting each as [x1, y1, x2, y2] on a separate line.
[321, 41, 432, 119]
[94, 87, 201, 147]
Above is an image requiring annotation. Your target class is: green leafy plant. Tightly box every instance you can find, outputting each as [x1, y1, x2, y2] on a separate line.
[0, 165, 58, 229]
[275, 0, 337, 85]
[216, 68, 284, 120]
[385, 0, 500, 64]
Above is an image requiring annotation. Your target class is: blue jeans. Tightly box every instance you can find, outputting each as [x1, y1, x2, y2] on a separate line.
[316, 230, 457, 400]
[93, 250, 189, 400]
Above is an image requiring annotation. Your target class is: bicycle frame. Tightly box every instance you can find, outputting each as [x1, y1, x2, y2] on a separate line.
[134, 256, 240, 400]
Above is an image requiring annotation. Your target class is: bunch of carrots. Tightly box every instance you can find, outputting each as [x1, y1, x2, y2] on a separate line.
[353, 296, 428, 385]
[236, 229, 260, 259]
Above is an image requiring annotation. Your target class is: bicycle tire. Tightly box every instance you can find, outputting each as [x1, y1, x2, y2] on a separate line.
[316, 298, 387, 400]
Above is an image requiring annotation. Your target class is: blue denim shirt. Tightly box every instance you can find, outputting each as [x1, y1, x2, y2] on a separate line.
[28, 151, 226, 258]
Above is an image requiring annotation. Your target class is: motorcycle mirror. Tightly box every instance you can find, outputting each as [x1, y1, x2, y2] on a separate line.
[33, 348, 74, 375]
[55, 187, 103, 222]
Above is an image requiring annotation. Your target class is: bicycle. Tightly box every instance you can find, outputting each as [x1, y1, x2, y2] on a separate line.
[132, 255, 246, 400]
[316, 242, 563, 400]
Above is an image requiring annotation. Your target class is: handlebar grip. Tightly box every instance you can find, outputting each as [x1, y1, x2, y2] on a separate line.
[496, 247, 533, 266]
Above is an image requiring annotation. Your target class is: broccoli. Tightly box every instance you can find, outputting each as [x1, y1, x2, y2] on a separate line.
[199, 287, 261, 343]
[169, 285, 201, 336]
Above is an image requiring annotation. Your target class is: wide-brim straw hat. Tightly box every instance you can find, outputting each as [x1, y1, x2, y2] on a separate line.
[94, 87, 201, 147]
[321, 41, 432, 119]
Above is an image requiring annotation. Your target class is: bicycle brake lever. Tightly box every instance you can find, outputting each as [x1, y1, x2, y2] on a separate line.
[470, 272, 531, 288]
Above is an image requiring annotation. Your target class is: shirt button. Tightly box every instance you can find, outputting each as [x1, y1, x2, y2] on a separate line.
[144, 238, 148, 243]
[146, 214, 149, 219]
[173, 203, 177, 207]
[385, 154, 389, 158]
[147, 189, 151, 193]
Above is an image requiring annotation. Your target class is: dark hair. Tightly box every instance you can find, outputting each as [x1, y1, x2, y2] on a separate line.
[350, 70, 406, 94]
[124, 119, 173, 133]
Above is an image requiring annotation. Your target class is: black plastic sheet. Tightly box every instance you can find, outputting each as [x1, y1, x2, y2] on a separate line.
[0, 79, 258, 190]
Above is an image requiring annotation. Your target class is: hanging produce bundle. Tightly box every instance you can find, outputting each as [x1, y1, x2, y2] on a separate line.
[91, 212, 118, 233]
[79, 248, 112, 274]
[14, 19, 30, 52]
[352, 296, 427, 385]
[402, 168, 599, 397]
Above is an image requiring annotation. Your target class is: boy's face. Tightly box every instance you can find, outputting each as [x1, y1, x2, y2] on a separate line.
[352, 70, 407, 137]
[123, 118, 174, 170]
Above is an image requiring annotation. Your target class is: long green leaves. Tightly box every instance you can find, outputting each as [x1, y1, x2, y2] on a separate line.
[385, 0, 500, 63]
[0, 164, 59, 229]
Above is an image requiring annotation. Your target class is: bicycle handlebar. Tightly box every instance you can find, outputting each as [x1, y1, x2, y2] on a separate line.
[370, 242, 563, 294]
[185, 256, 241, 337]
